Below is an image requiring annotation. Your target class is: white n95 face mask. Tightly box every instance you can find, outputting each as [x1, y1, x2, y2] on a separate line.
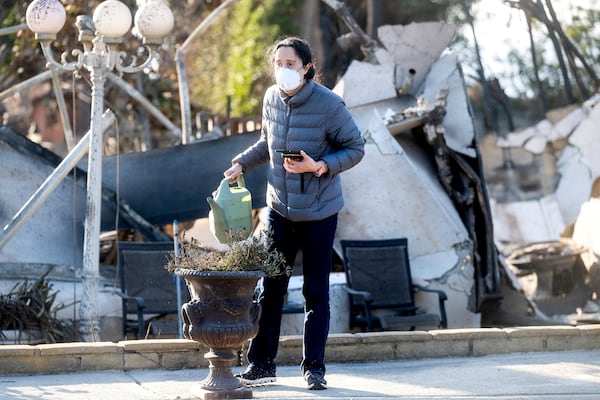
[275, 66, 304, 91]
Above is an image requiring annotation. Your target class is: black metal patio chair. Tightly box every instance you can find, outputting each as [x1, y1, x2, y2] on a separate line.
[116, 241, 187, 339]
[340, 238, 448, 331]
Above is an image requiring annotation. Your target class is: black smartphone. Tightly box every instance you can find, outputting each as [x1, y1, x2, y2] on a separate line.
[277, 150, 303, 161]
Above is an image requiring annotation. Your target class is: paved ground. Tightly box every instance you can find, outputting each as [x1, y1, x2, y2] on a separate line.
[2, 349, 600, 399]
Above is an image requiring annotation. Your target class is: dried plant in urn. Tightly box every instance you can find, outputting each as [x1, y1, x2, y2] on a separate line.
[166, 230, 289, 278]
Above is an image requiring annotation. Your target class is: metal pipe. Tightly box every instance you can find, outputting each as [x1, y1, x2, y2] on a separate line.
[175, 0, 239, 144]
[0, 23, 27, 36]
[49, 66, 75, 150]
[175, 56, 191, 144]
[173, 220, 183, 339]
[0, 110, 115, 250]
[0, 71, 52, 102]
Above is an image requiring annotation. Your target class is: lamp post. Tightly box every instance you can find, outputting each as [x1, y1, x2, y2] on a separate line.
[26, 0, 174, 341]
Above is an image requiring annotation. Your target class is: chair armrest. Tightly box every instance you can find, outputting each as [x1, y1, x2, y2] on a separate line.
[114, 291, 146, 311]
[342, 284, 376, 330]
[115, 291, 147, 338]
[341, 285, 374, 304]
[413, 284, 448, 328]
[413, 284, 447, 301]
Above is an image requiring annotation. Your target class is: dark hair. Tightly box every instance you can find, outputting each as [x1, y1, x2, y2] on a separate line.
[270, 36, 316, 80]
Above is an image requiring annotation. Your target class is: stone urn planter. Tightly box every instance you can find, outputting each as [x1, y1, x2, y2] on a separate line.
[176, 269, 264, 399]
[166, 232, 289, 399]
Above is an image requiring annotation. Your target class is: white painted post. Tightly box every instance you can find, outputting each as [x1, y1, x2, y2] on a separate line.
[79, 54, 106, 341]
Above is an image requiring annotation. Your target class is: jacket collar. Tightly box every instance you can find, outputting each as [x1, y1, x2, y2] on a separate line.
[279, 80, 315, 107]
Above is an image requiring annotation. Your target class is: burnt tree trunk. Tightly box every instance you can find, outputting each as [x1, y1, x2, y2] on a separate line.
[526, 13, 549, 112]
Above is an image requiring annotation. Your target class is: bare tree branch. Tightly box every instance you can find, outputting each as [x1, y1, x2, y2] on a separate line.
[526, 13, 549, 112]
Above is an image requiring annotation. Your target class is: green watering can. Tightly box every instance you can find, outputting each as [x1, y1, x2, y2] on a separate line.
[207, 175, 253, 243]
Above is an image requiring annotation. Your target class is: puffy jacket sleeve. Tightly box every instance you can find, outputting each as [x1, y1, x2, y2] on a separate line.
[320, 100, 365, 175]
[231, 93, 272, 171]
[232, 131, 269, 172]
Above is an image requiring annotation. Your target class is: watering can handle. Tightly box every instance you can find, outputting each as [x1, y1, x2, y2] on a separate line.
[238, 174, 246, 188]
[217, 174, 246, 196]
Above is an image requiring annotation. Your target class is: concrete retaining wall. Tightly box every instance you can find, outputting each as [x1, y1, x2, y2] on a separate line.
[2, 325, 600, 375]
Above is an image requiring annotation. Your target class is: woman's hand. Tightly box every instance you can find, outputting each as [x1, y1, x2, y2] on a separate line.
[283, 150, 327, 176]
[224, 162, 243, 182]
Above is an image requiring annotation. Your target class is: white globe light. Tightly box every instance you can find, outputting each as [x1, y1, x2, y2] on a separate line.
[93, 0, 132, 38]
[26, 0, 66, 35]
[134, 0, 174, 40]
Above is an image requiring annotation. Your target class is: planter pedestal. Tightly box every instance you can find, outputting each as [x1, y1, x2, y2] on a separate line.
[176, 269, 264, 400]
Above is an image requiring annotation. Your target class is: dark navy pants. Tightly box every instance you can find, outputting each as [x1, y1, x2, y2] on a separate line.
[247, 208, 337, 375]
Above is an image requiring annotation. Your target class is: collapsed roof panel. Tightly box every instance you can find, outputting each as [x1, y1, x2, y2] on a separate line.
[338, 105, 469, 258]
[377, 22, 457, 95]
[102, 132, 269, 226]
[332, 62, 397, 108]
[555, 146, 591, 225]
[421, 54, 476, 158]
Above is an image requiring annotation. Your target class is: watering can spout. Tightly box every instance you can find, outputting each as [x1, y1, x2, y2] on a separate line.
[206, 197, 219, 211]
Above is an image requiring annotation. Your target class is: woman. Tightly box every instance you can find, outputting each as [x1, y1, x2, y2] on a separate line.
[225, 36, 365, 391]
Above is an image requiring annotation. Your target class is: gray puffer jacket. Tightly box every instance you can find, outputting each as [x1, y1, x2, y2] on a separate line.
[232, 80, 365, 222]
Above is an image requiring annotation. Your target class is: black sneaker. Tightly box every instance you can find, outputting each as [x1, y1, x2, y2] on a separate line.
[304, 370, 327, 390]
[235, 364, 276, 386]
